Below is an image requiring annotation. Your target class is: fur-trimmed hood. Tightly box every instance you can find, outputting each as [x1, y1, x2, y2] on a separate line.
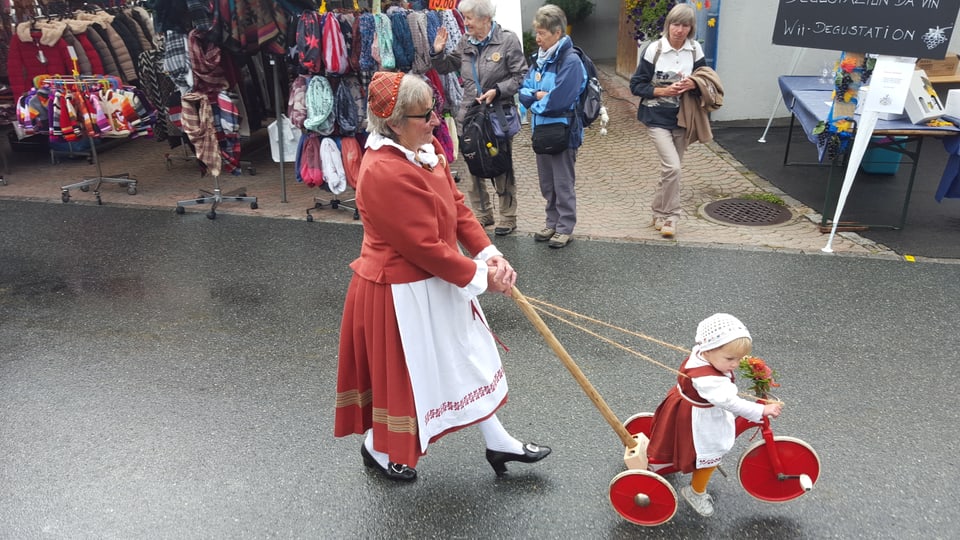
[16, 20, 66, 46]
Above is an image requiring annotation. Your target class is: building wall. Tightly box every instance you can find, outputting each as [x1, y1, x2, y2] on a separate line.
[515, 1, 960, 123]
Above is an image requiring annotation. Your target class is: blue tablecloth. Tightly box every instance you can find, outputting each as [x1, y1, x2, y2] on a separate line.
[777, 76, 960, 144]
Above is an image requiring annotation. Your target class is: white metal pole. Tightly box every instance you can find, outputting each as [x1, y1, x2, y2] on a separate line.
[759, 47, 806, 143]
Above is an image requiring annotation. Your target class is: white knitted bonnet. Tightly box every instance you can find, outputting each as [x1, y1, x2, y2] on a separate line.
[695, 313, 751, 352]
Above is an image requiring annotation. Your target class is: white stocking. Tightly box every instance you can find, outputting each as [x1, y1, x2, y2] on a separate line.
[478, 414, 524, 454]
[364, 429, 390, 468]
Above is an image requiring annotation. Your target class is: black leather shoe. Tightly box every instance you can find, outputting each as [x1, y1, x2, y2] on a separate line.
[361, 444, 417, 482]
[494, 225, 516, 236]
[486, 442, 552, 476]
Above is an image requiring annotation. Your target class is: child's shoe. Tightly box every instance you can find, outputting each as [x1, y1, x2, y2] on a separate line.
[681, 485, 715, 517]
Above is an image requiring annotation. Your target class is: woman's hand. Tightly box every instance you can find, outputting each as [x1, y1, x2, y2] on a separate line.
[433, 27, 448, 54]
[485, 256, 516, 295]
[476, 89, 497, 105]
[655, 78, 694, 97]
[535, 90, 548, 101]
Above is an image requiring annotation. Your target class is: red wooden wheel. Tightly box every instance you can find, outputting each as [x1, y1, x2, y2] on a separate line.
[608, 470, 677, 526]
[737, 436, 821, 502]
[623, 412, 654, 437]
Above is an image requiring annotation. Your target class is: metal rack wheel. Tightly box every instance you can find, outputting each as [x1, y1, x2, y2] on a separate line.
[61, 190, 70, 203]
[250, 201, 258, 210]
[738, 436, 821, 503]
[609, 470, 678, 526]
[80, 185, 90, 192]
[175, 205, 185, 215]
[127, 185, 137, 195]
[247, 166, 257, 175]
[623, 412, 654, 437]
[206, 211, 217, 220]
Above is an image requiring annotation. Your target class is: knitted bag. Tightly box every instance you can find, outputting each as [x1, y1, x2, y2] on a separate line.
[322, 12, 348, 75]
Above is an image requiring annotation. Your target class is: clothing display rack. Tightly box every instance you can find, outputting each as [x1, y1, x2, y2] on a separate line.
[26, 74, 143, 204]
[59, 131, 136, 204]
[174, 172, 258, 219]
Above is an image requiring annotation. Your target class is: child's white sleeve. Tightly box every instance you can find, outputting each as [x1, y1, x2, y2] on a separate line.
[693, 375, 765, 423]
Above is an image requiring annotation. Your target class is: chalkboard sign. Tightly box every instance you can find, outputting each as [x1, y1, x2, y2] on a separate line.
[772, 0, 960, 58]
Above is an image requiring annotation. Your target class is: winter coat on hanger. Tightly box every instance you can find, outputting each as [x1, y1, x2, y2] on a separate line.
[64, 20, 106, 76]
[8, 20, 75, 100]
[77, 12, 137, 84]
[85, 25, 122, 80]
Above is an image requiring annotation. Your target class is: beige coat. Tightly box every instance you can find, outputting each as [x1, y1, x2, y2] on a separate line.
[678, 66, 724, 145]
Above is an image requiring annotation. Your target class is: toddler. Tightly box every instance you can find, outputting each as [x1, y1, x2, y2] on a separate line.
[646, 313, 783, 517]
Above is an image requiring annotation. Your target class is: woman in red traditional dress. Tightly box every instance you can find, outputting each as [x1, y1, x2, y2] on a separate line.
[646, 313, 782, 516]
[334, 71, 550, 482]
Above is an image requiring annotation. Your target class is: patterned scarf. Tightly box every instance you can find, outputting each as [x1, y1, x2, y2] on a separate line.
[187, 29, 228, 95]
[304, 75, 335, 135]
[407, 10, 430, 75]
[372, 13, 395, 70]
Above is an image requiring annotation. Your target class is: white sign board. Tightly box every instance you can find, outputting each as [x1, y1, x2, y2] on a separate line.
[862, 56, 916, 115]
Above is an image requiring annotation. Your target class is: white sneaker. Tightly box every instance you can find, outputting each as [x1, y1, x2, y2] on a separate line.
[652, 216, 665, 230]
[660, 218, 677, 238]
[681, 485, 715, 517]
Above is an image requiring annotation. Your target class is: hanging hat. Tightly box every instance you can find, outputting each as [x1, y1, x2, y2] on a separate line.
[695, 313, 751, 352]
[368, 71, 404, 118]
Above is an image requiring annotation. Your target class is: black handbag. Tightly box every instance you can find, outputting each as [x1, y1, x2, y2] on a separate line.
[531, 122, 570, 155]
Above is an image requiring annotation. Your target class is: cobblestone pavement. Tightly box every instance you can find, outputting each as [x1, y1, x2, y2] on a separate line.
[0, 65, 896, 258]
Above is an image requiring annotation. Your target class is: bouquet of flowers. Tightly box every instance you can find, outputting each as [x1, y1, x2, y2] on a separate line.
[738, 356, 780, 398]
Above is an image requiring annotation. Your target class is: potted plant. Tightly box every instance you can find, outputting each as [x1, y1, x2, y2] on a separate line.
[547, 0, 595, 25]
[625, 0, 679, 43]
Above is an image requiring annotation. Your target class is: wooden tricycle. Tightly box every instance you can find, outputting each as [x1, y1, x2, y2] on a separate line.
[511, 288, 821, 526]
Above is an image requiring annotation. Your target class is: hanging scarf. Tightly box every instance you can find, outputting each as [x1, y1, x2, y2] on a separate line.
[357, 12, 377, 72]
[407, 11, 431, 75]
[321, 136, 347, 194]
[297, 11, 323, 74]
[304, 75, 335, 135]
[181, 92, 221, 177]
[187, 29, 229, 95]
[389, 10, 414, 72]
[372, 13, 395, 70]
[322, 12, 348, 75]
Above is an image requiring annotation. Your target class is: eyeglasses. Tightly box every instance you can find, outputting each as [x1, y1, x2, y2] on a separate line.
[404, 100, 439, 121]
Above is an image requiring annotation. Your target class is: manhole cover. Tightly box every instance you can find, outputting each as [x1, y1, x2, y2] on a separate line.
[703, 198, 792, 226]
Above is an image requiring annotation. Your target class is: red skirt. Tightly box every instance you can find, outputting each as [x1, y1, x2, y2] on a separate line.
[334, 274, 423, 466]
[646, 386, 699, 474]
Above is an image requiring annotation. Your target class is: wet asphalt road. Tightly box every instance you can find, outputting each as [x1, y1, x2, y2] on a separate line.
[1, 199, 958, 539]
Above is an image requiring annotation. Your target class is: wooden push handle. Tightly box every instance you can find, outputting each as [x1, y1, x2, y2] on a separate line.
[511, 286, 637, 449]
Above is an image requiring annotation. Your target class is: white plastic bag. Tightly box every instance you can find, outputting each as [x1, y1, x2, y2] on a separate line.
[268, 115, 300, 162]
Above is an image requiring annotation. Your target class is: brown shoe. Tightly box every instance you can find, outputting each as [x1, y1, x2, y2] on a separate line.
[477, 215, 494, 227]
[548, 233, 571, 248]
[534, 227, 556, 242]
[494, 225, 516, 236]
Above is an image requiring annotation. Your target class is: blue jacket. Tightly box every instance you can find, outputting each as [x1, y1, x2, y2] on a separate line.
[519, 36, 587, 149]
